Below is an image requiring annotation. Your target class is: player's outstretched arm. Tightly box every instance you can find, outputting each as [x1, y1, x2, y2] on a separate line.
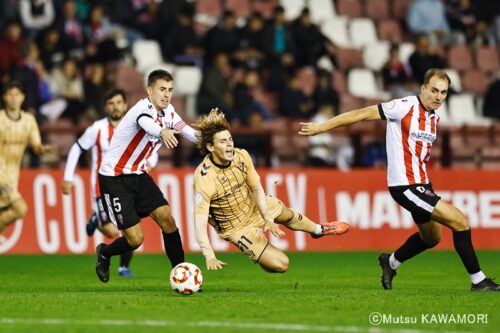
[299, 105, 381, 136]
[194, 212, 227, 270]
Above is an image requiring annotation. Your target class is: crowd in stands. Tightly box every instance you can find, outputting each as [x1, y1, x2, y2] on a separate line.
[1, 0, 499, 169]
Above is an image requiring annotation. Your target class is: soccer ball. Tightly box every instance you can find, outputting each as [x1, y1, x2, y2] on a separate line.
[169, 262, 203, 295]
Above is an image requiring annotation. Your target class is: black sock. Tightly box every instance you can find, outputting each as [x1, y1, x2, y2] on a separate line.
[162, 229, 184, 268]
[120, 250, 133, 268]
[394, 232, 433, 263]
[102, 237, 138, 257]
[453, 229, 481, 274]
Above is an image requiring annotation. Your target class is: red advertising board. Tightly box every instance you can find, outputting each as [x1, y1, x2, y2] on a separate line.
[1, 168, 499, 254]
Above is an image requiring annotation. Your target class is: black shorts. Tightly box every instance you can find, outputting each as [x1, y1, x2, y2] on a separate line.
[95, 197, 111, 227]
[98, 173, 168, 230]
[389, 183, 441, 224]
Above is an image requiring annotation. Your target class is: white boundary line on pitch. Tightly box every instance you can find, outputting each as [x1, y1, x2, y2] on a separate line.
[0, 318, 476, 333]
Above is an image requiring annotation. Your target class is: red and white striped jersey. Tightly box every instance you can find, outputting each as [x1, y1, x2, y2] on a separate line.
[99, 98, 196, 176]
[378, 96, 439, 187]
[64, 118, 114, 198]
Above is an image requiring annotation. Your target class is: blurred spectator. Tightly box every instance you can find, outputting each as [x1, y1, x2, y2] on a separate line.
[19, 0, 55, 39]
[55, 0, 85, 57]
[197, 53, 234, 116]
[483, 72, 500, 121]
[307, 104, 337, 167]
[308, 104, 354, 170]
[407, 0, 453, 45]
[83, 62, 110, 119]
[362, 133, 388, 168]
[279, 71, 313, 119]
[382, 44, 414, 98]
[161, 4, 203, 67]
[83, 4, 121, 64]
[232, 68, 271, 124]
[157, 0, 189, 31]
[292, 8, 336, 68]
[233, 110, 268, 166]
[37, 25, 66, 71]
[134, 0, 160, 40]
[203, 10, 240, 63]
[103, 0, 143, 46]
[409, 34, 446, 84]
[0, 21, 25, 79]
[48, 57, 84, 123]
[262, 5, 297, 91]
[445, 0, 477, 44]
[236, 12, 266, 69]
[9, 41, 48, 114]
[0, 0, 20, 24]
[313, 69, 339, 112]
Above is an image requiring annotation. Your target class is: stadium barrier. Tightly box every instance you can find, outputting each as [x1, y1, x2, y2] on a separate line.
[1, 169, 499, 254]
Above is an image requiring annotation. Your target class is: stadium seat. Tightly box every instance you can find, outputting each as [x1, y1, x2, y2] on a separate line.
[443, 68, 462, 93]
[475, 47, 499, 73]
[398, 42, 415, 65]
[349, 18, 378, 48]
[462, 69, 488, 95]
[132, 40, 165, 73]
[391, 0, 412, 20]
[337, 48, 363, 70]
[321, 17, 351, 48]
[347, 68, 390, 99]
[251, 0, 278, 19]
[447, 45, 473, 72]
[281, 0, 306, 21]
[115, 63, 145, 96]
[225, 0, 250, 18]
[377, 18, 403, 42]
[173, 66, 202, 95]
[195, 0, 223, 18]
[309, 0, 337, 24]
[435, 102, 454, 127]
[362, 41, 390, 71]
[364, 0, 390, 20]
[336, 0, 362, 17]
[448, 94, 491, 126]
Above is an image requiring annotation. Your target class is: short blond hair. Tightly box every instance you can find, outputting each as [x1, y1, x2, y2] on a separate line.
[423, 68, 451, 86]
[191, 110, 230, 155]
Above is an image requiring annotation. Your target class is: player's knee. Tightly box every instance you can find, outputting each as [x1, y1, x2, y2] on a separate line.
[273, 254, 289, 273]
[453, 213, 469, 231]
[125, 233, 144, 248]
[423, 234, 441, 248]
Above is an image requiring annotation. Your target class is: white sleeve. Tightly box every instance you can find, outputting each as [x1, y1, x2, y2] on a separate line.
[378, 97, 409, 121]
[137, 115, 163, 137]
[77, 124, 99, 150]
[63, 143, 84, 182]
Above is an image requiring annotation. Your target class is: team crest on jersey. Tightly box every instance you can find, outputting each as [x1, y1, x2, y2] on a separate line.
[194, 193, 204, 205]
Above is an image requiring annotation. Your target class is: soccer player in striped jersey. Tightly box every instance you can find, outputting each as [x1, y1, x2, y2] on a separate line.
[299, 68, 500, 291]
[62, 89, 154, 277]
[94, 69, 198, 283]
[0, 82, 55, 242]
[193, 110, 349, 272]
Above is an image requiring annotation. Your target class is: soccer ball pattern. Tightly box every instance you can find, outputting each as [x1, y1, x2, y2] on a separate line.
[169, 262, 203, 294]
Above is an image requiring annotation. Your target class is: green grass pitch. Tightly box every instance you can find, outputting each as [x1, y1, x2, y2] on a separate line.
[0, 251, 498, 333]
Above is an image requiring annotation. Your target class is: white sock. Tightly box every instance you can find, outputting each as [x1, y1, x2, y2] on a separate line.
[470, 271, 486, 284]
[389, 253, 401, 270]
[313, 224, 323, 235]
